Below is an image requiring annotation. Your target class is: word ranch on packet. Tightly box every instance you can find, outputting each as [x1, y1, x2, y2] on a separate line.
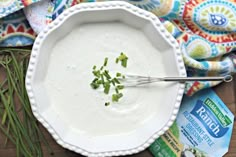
[149, 88, 234, 157]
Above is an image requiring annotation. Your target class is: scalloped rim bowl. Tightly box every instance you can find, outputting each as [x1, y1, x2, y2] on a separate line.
[26, 1, 186, 156]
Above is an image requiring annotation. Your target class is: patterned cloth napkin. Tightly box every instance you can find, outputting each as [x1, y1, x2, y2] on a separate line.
[1, 0, 236, 95]
[0, 0, 40, 18]
[0, 0, 40, 46]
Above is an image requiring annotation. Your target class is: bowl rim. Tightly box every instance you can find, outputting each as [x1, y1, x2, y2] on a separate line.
[25, 1, 186, 156]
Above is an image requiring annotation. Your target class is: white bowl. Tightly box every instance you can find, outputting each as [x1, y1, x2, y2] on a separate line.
[26, 1, 186, 156]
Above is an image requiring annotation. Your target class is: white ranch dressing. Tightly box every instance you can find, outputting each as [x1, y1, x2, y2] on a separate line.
[44, 22, 170, 136]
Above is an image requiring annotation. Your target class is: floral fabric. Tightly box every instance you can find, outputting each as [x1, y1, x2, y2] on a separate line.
[1, 0, 236, 95]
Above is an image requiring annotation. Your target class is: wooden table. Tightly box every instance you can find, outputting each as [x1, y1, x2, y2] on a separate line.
[0, 73, 235, 157]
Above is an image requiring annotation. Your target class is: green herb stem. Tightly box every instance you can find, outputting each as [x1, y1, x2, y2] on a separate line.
[0, 49, 53, 156]
[103, 57, 108, 66]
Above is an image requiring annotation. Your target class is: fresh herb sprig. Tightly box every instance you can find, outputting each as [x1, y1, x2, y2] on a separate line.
[0, 48, 53, 157]
[90, 53, 128, 106]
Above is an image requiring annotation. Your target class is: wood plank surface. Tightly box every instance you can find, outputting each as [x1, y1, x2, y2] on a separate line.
[214, 75, 236, 157]
[0, 68, 235, 157]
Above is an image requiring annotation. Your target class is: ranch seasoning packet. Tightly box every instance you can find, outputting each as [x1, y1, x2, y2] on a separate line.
[149, 88, 234, 157]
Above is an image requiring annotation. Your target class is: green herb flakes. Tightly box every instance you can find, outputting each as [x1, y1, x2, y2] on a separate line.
[116, 52, 128, 68]
[104, 82, 111, 94]
[90, 53, 128, 106]
[112, 93, 123, 102]
[103, 57, 108, 66]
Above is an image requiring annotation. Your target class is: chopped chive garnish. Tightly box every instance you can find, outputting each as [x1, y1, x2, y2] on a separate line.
[121, 59, 127, 68]
[103, 70, 111, 79]
[101, 75, 104, 84]
[104, 82, 110, 94]
[90, 83, 100, 89]
[105, 102, 110, 106]
[115, 87, 119, 94]
[112, 93, 123, 102]
[117, 85, 124, 90]
[97, 80, 103, 84]
[90, 54, 128, 105]
[112, 94, 118, 102]
[111, 80, 116, 86]
[116, 72, 121, 77]
[92, 78, 98, 82]
[93, 70, 101, 78]
[115, 58, 119, 63]
[116, 52, 128, 68]
[118, 93, 123, 98]
[103, 57, 108, 66]
[90, 78, 100, 89]
[113, 78, 120, 84]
